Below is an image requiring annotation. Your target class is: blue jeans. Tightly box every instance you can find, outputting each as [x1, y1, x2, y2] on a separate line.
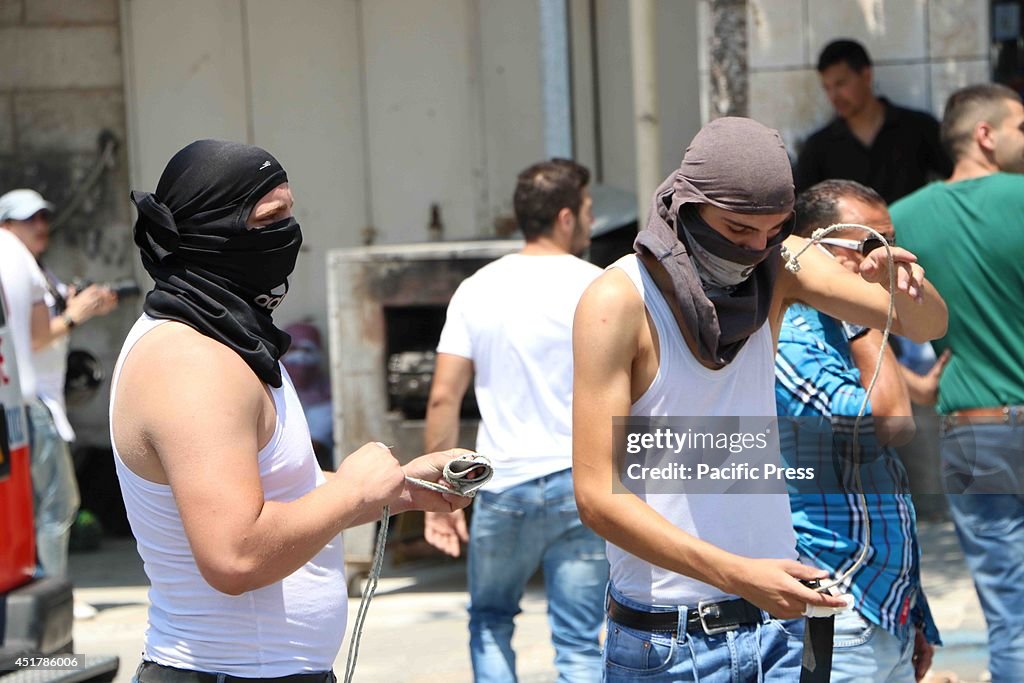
[603, 584, 803, 682]
[27, 400, 79, 579]
[830, 609, 915, 682]
[467, 468, 608, 682]
[942, 420, 1024, 683]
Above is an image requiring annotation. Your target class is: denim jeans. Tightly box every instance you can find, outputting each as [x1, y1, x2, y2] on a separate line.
[830, 609, 915, 683]
[27, 400, 80, 579]
[603, 584, 803, 682]
[942, 420, 1024, 683]
[467, 468, 608, 683]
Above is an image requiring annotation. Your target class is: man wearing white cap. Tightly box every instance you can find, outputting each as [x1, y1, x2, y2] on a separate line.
[0, 188, 117, 585]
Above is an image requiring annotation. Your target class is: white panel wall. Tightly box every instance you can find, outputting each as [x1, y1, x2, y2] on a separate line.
[244, 0, 368, 330]
[655, 1, 702, 180]
[478, 0, 546, 226]
[570, 0, 598, 177]
[122, 0, 250, 192]
[122, 0, 368, 336]
[122, 0, 708, 330]
[595, 0, 702, 194]
[594, 0, 634, 192]
[360, 0, 483, 243]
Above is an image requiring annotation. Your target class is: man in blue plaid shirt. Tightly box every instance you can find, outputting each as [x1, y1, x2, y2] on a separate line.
[775, 179, 940, 682]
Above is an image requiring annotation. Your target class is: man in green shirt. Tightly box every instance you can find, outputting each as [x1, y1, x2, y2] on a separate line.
[890, 83, 1024, 683]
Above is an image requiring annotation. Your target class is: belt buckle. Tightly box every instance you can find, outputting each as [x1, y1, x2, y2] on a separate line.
[697, 599, 738, 636]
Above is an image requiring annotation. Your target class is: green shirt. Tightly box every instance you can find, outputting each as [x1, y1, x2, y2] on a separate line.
[891, 173, 1024, 413]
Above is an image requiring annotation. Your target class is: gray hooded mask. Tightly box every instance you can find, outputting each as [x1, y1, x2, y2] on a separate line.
[633, 117, 795, 368]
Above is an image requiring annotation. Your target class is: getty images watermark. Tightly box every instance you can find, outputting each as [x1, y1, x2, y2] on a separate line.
[623, 425, 814, 485]
[604, 416, 1008, 495]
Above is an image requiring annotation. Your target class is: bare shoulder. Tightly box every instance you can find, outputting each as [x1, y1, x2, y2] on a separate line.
[574, 267, 647, 367]
[127, 322, 258, 382]
[576, 267, 644, 325]
[116, 322, 265, 430]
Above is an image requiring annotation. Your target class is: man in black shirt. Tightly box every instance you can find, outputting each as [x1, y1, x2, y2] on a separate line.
[795, 39, 952, 204]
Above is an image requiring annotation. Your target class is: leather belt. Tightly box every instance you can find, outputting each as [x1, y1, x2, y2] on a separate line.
[607, 593, 762, 636]
[136, 662, 335, 683]
[943, 406, 1024, 429]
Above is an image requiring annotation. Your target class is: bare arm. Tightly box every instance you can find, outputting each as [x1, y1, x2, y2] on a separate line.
[30, 285, 118, 350]
[30, 302, 54, 350]
[422, 352, 474, 557]
[119, 326, 408, 595]
[899, 349, 951, 407]
[848, 329, 915, 444]
[573, 270, 844, 618]
[780, 237, 947, 343]
[424, 353, 473, 453]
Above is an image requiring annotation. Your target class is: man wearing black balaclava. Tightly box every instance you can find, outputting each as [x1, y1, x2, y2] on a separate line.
[571, 118, 948, 680]
[112, 139, 473, 680]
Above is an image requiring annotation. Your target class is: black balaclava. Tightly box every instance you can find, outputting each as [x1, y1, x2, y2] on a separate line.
[130, 139, 302, 387]
[634, 117, 795, 368]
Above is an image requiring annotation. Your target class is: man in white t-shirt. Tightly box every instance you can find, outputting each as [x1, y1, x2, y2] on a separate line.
[424, 159, 608, 681]
[1, 189, 118, 586]
[0, 222, 44, 406]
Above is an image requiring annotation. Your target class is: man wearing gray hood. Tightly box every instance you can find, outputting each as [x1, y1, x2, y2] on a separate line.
[571, 117, 947, 680]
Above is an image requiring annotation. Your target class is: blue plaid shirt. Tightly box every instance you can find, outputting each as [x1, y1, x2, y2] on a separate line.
[775, 303, 940, 644]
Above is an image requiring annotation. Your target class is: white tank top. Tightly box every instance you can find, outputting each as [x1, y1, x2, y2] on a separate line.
[607, 255, 797, 606]
[110, 315, 347, 675]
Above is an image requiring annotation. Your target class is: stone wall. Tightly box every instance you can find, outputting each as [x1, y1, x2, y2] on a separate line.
[739, 0, 990, 156]
[707, 0, 750, 118]
[0, 0, 135, 447]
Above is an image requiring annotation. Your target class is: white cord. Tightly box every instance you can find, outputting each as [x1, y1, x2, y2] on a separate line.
[341, 453, 493, 682]
[780, 223, 897, 594]
[343, 505, 390, 683]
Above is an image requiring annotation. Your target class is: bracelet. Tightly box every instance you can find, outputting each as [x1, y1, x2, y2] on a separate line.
[61, 312, 76, 330]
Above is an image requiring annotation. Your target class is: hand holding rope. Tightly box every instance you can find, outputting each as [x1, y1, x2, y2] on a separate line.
[781, 223, 898, 597]
[343, 451, 493, 683]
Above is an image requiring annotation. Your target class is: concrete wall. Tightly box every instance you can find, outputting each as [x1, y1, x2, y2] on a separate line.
[119, 0, 704, 345]
[470, 0, 703, 222]
[741, 0, 991, 155]
[121, 0, 371, 352]
[0, 0, 135, 447]
[592, 0, 703, 192]
[121, 0, 532, 343]
[7, 0, 992, 451]
[25, 0, 680, 447]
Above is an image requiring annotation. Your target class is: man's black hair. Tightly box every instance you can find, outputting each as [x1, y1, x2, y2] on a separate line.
[941, 83, 1023, 162]
[817, 39, 872, 73]
[794, 179, 885, 238]
[513, 158, 590, 240]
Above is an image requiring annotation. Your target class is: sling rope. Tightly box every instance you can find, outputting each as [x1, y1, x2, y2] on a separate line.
[780, 223, 898, 593]
[342, 452, 493, 683]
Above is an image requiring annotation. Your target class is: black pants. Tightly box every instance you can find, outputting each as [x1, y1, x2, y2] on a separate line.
[134, 661, 336, 683]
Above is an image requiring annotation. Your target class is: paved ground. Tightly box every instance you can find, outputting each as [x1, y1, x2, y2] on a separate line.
[68, 519, 989, 683]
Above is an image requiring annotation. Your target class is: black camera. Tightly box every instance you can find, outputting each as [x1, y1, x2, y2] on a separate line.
[72, 278, 141, 298]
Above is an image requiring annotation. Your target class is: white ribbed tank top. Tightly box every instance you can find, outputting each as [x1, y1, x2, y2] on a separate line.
[110, 315, 347, 675]
[607, 255, 797, 606]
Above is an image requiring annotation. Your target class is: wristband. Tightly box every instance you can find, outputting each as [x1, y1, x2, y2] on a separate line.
[61, 312, 77, 330]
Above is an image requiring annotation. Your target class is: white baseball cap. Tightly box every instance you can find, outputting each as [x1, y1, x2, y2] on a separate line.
[0, 189, 55, 222]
